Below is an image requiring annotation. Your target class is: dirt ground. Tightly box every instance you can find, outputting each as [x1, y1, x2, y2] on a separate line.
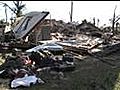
[0, 50, 120, 90]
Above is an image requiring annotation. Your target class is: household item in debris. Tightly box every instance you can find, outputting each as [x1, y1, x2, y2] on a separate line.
[11, 74, 44, 88]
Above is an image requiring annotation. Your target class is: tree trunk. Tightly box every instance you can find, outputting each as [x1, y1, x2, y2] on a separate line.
[111, 6, 117, 37]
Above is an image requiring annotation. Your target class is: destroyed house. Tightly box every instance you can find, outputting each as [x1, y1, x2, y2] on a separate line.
[76, 20, 102, 37]
[28, 19, 52, 43]
[13, 11, 50, 43]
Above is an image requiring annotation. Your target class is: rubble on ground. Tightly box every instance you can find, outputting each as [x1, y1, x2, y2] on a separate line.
[0, 10, 120, 89]
[0, 48, 75, 88]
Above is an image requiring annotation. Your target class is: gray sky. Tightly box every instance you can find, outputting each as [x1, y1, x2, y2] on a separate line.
[0, 1, 120, 27]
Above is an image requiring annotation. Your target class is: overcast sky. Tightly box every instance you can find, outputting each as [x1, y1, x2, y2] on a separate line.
[0, 1, 120, 27]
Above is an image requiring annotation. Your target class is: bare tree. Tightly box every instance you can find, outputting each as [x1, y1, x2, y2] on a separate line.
[3, 4, 8, 23]
[13, 1, 26, 18]
[111, 5, 120, 36]
[93, 17, 95, 25]
[0, 1, 26, 18]
[0, 2, 9, 23]
[97, 19, 100, 27]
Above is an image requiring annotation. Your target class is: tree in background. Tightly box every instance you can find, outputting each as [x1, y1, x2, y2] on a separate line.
[0, 1, 26, 21]
[110, 5, 120, 36]
[12, 1, 26, 18]
[11, 1, 26, 28]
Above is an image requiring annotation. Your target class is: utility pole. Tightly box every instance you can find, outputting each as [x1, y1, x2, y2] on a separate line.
[70, 1, 73, 22]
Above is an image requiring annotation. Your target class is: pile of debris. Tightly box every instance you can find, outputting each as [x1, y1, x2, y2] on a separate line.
[0, 48, 75, 88]
[1, 9, 120, 89]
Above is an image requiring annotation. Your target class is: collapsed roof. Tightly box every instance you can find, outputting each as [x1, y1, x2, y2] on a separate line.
[13, 11, 49, 40]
